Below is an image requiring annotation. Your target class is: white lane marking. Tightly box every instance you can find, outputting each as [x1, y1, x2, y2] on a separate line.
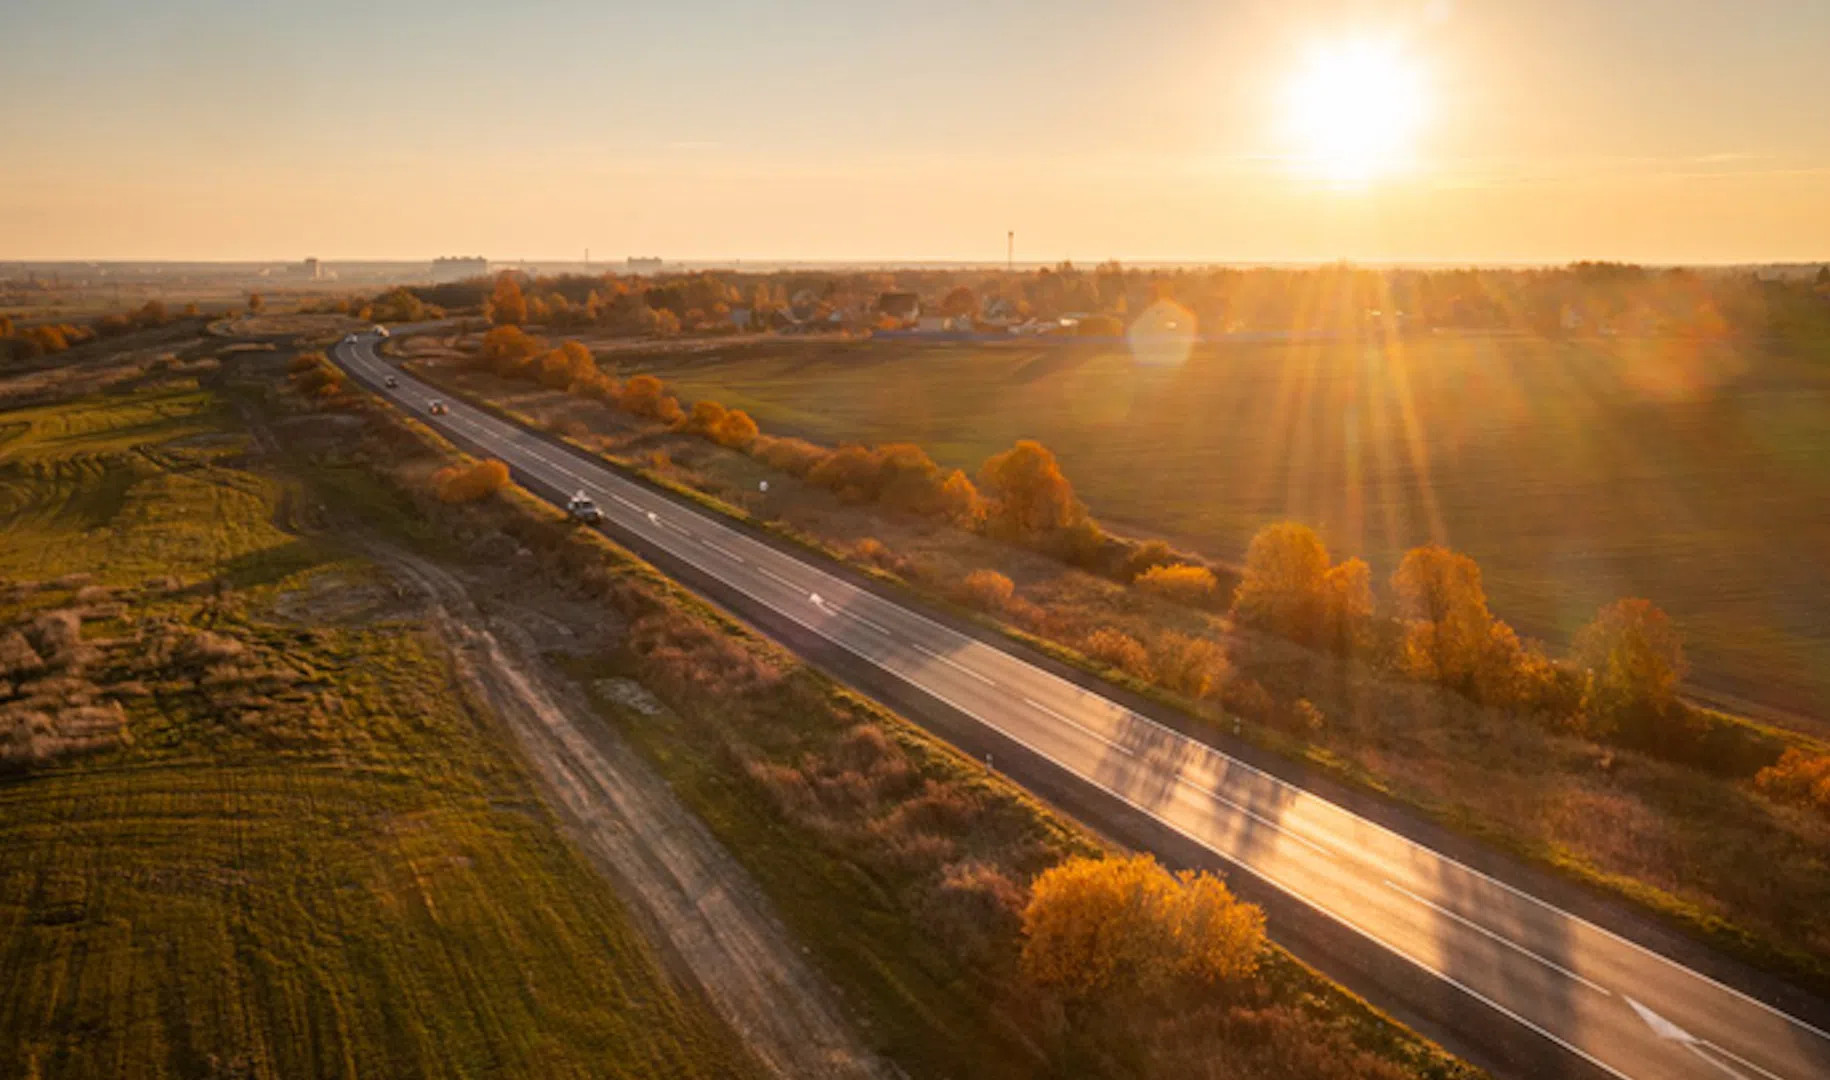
[1627, 999, 1795, 1080]
[1685, 1044, 1757, 1080]
[809, 592, 823, 607]
[1024, 697, 1134, 757]
[611, 494, 643, 511]
[646, 511, 660, 525]
[1386, 880, 1613, 996]
[755, 565, 796, 590]
[700, 539, 745, 564]
[1695, 1041, 1792, 1080]
[909, 640, 996, 686]
[334, 346, 1826, 1062]
[835, 606, 892, 636]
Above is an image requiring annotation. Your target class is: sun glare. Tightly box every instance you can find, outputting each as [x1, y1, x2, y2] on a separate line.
[1282, 38, 1426, 186]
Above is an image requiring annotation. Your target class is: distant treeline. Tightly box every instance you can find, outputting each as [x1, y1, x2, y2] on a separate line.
[328, 261, 1830, 340]
[0, 300, 200, 363]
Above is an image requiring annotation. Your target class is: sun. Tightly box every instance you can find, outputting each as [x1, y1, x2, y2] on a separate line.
[1282, 38, 1426, 185]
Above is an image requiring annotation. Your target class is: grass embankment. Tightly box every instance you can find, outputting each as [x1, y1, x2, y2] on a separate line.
[358, 352, 1479, 1076]
[401, 343, 1830, 992]
[626, 334, 1830, 729]
[0, 377, 757, 1078]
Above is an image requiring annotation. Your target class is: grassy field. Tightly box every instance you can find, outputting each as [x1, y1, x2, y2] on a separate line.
[0, 378, 757, 1078]
[630, 333, 1830, 729]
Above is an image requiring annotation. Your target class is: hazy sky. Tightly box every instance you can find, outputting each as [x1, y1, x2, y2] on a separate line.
[3, 0, 1827, 264]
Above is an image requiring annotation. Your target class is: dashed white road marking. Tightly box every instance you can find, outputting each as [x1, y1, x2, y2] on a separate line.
[834, 606, 892, 636]
[700, 539, 745, 564]
[755, 565, 796, 589]
[909, 640, 997, 686]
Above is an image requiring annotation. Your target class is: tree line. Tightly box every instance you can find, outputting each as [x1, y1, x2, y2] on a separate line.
[1, 299, 196, 363]
[361, 260, 1830, 341]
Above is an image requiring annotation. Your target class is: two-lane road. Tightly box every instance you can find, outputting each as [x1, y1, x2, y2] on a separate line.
[331, 331, 1830, 1080]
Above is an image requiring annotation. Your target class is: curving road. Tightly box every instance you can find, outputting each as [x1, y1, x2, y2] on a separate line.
[331, 330, 1830, 1080]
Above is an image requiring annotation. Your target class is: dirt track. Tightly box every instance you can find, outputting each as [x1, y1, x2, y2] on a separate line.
[365, 542, 892, 1080]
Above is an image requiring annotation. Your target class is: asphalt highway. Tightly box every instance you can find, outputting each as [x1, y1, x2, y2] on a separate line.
[331, 330, 1830, 1080]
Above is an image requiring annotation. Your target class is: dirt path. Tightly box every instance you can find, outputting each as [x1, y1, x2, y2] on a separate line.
[364, 542, 893, 1080]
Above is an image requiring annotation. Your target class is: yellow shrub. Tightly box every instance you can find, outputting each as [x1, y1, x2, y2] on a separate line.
[1755, 748, 1830, 816]
[1083, 628, 1150, 679]
[1135, 563, 1218, 606]
[1020, 854, 1262, 997]
[961, 570, 1015, 611]
[432, 459, 510, 503]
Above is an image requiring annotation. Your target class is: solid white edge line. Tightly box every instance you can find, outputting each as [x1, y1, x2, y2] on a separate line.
[1694, 1040, 1793, 1080]
[1384, 879, 1614, 996]
[1684, 1042, 1754, 1080]
[335, 337, 1829, 1058]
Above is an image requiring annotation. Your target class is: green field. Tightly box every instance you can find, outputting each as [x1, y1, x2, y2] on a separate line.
[0, 380, 755, 1079]
[634, 334, 1830, 727]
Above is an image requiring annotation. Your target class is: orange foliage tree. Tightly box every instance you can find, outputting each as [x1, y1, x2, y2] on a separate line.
[1572, 598, 1688, 737]
[977, 440, 1087, 539]
[1231, 523, 1370, 649]
[480, 325, 544, 376]
[1020, 854, 1263, 998]
[617, 374, 684, 423]
[537, 340, 597, 389]
[489, 272, 528, 326]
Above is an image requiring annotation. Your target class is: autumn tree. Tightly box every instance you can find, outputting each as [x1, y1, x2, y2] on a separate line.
[1233, 523, 1329, 640]
[977, 440, 1087, 539]
[617, 374, 683, 423]
[247, 292, 264, 314]
[935, 468, 983, 524]
[679, 399, 730, 437]
[489, 272, 528, 326]
[537, 340, 596, 389]
[940, 285, 979, 319]
[1573, 598, 1688, 739]
[1020, 854, 1262, 999]
[712, 408, 759, 449]
[480, 324, 544, 376]
[1392, 546, 1496, 685]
